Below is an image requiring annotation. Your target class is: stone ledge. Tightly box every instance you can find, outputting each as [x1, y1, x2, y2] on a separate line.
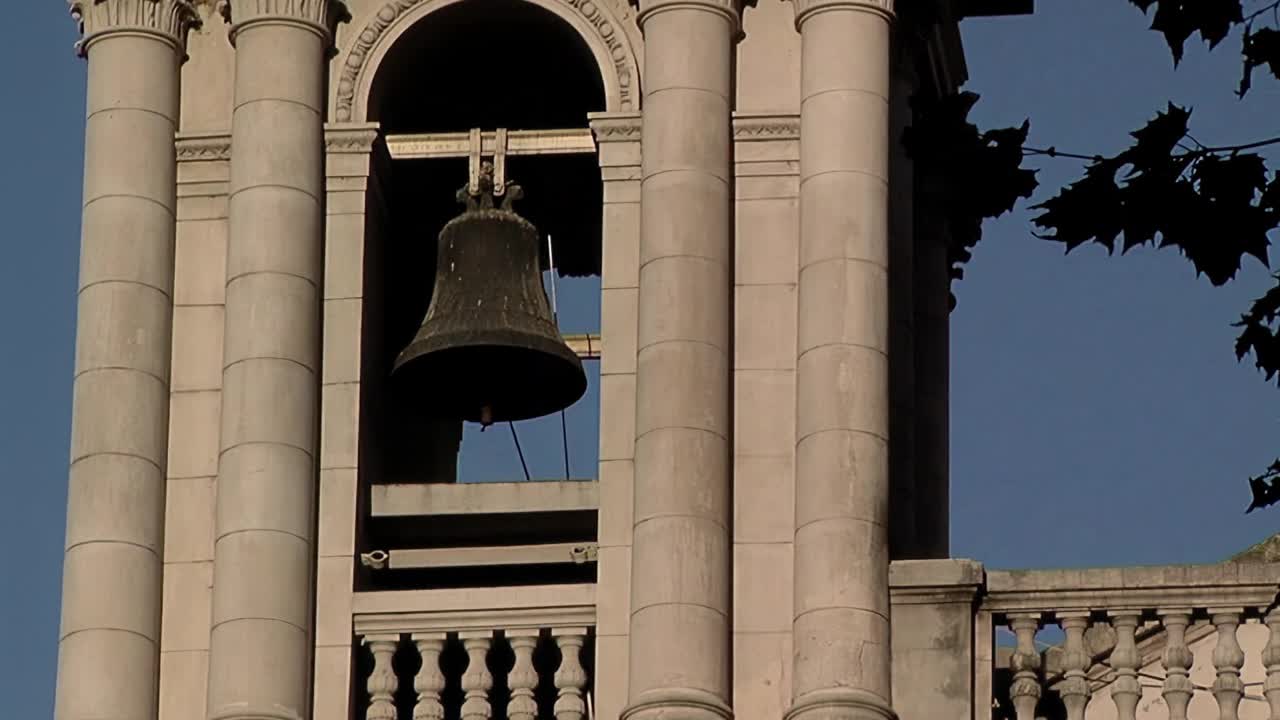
[983, 562, 1280, 616]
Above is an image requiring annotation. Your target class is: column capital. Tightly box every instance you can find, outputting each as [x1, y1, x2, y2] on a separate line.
[631, 0, 751, 31]
[221, 0, 349, 43]
[790, 0, 893, 29]
[69, 0, 201, 57]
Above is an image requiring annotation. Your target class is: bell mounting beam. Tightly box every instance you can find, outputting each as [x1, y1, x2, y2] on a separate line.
[384, 127, 598, 194]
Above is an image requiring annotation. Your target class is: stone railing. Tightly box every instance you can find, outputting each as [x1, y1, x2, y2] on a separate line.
[978, 564, 1280, 720]
[352, 588, 595, 720]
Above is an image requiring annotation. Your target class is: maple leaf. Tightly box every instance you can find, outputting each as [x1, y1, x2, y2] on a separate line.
[1131, 0, 1244, 65]
[1032, 159, 1124, 253]
[1119, 103, 1192, 169]
[1241, 27, 1280, 96]
[1246, 457, 1280, 512]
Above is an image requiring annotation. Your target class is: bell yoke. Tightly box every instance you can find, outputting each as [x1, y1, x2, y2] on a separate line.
[393, 161, 588, 427]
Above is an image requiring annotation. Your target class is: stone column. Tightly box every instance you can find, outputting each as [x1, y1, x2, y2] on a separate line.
[789, 0, 896, 719]
[623, 0, 738, 718]
[57, 3, 198, 720]
[206, 3, 344, 720]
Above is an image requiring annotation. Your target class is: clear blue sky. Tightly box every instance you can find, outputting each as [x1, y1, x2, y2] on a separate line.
[2, 0, 1277, 715]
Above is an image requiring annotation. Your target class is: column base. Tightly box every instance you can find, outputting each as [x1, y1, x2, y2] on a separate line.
[622, 688, 734, 720]
[785, 689, 897, 720]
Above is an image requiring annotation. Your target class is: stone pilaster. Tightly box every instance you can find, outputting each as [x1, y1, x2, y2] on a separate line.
[731, 111, 801, 720]
[205, 3, 345, 720]
[313, 122, 382, 720]
[788, 1, 897, 719]
[57, 4, 198, 720]
[589, 111, 642, 720]
[622, 1, 740, 718]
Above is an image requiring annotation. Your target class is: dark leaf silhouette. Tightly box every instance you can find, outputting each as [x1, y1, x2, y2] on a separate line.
[1241, 26, 1280, 95]
[1246, 459, 1280, 512]
[901, 92, 1038, 305]
[1129, 0, 1243, 64]
[1033, 105, 1277, 289]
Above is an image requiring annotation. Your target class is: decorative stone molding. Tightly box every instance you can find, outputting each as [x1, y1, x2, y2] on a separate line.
[733, 112, 799, 141]
[790, 0, 893, 28]
[325, 123, 380, 154]
[176, 131, 232, 161]
[223, 0, 349, 40]
[589, 112, 642, 142]
[335, 0, 640, 121]
[69, 0, 202, 56]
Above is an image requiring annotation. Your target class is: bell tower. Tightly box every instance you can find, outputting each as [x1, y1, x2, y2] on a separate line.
[53, 1, 999, 720]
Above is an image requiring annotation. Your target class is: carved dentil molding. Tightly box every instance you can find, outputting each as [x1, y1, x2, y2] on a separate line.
[68, 0, 202, 56]
[222, 0, 350, 38]
[790, 0, 893, 27]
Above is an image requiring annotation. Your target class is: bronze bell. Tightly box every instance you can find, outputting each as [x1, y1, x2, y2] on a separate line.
[393, 164, 587, 425]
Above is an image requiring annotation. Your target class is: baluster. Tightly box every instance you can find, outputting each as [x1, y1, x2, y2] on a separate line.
[507, 630, 540, 720]
[364, 634, 401, 720]
[553, 628, 588, 720]
[1109, 613, 1141, 720]
[1159, 611, 1194, 720]
[460, 631, 495, 720]
[1057, 613, 1092, 720]
[412, 633, 447, 720]
[1212, 611, 1245, 720]
[1263, 607, 1280, 720]
[1008, 614, 1042, 720]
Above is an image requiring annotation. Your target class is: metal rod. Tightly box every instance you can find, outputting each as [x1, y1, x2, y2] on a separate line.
[509, 421, 531, 482]
[559, 409, 571, 481]
[547, 234, 571, 481]
[546, 234, 559, 315]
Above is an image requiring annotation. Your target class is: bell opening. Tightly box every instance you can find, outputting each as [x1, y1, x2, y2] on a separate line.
[357, 0, 606, 527]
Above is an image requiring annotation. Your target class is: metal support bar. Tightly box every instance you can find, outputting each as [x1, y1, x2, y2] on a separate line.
[360, 543, 601, 570]
[387, 128, 597, 161]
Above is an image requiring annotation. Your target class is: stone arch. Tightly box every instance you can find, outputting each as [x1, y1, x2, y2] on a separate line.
[332, 0, 642, 122]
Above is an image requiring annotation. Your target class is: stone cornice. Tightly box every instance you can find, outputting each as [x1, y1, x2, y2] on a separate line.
[790, 0, 893, 28]
[69, 0, 202, 57]
[222, 0, 349, 41]
[176, 131, 232, 162]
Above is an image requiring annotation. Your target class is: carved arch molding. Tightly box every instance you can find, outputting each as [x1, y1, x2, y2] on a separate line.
[333, 0, 642, 121]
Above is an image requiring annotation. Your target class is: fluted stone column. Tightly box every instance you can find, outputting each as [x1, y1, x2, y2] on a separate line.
[57, 3, 198, 720]
[206, 3, 343, 719]
[789, 1, 896, 719]
[623, 1, 738, 718]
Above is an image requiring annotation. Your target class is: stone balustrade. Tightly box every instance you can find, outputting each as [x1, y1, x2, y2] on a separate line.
[978, 564, 1280, 720]
[354, 605, 594, 720]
